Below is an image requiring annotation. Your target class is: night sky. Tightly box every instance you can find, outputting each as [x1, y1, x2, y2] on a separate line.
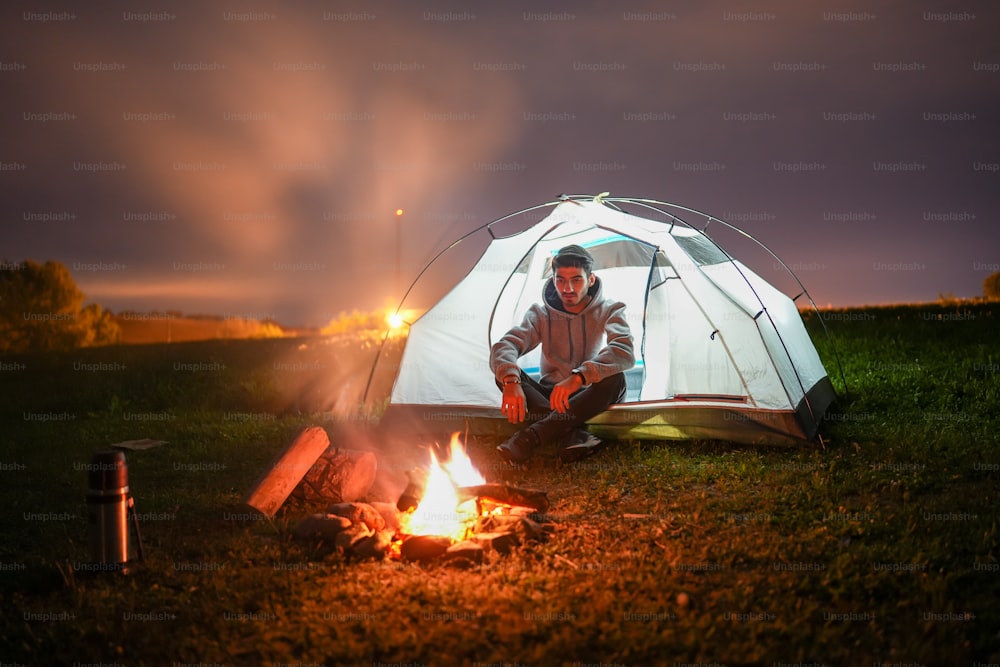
[2, 1, 998, 327]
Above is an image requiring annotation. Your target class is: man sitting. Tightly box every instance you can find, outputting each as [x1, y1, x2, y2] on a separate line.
[490, 244, 635, 463]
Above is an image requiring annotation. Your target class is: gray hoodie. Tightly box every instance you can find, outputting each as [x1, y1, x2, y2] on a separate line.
[490, 275, 635, 387]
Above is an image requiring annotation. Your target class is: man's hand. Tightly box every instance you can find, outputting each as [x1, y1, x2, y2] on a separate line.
[549, 373, 584, 413]
[501, 383, 527, 423]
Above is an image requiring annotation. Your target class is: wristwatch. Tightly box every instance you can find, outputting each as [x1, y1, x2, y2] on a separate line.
[502, 375, 521, 386]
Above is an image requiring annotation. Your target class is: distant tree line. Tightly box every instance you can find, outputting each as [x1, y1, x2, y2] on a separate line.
[0, 259, 120, 353]
[8, 257, 992, 354]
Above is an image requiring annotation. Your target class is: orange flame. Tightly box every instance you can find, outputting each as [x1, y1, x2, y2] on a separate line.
[398, 433, 485, 542]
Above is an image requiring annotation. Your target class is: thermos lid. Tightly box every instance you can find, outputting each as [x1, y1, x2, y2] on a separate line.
[88, 450, 128, 492]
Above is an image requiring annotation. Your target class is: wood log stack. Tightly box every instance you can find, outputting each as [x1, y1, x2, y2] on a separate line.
[240, 425, 553, 564]
[291, 500, 551, 564]
[240, 426, 377, 517]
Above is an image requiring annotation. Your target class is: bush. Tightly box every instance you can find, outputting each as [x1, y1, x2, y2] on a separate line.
[984, 271, 1000, 300]
[0, 259, 120, 353]
[321, 309, 387, 336]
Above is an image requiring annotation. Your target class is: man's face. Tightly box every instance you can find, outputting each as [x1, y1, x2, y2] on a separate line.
[553, 265, 595, 312]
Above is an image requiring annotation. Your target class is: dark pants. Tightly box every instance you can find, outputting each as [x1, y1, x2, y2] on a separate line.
[501, 371, 627, 446]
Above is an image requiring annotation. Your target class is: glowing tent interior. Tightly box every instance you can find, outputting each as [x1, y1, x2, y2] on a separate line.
[370, 194, 836, 446]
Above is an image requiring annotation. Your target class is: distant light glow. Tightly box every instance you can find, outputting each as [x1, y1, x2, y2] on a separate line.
[387, 312, 405, 329]
[395, 208, 404, 217]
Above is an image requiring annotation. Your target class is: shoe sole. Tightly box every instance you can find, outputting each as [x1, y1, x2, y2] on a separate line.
[559, 439, 604, 463]
[496, 444, 528, 464]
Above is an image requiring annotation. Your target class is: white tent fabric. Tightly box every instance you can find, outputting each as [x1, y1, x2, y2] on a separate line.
[382, 198, 834, 445]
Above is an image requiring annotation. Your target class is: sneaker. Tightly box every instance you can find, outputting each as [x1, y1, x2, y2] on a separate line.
[496, 428, 538, 464]
[559, 429, 605, 463]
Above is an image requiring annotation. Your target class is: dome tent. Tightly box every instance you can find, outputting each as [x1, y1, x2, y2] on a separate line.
[369, 194, 836, 446]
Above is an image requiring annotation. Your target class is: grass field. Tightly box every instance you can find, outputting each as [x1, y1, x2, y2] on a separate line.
[1, 303, 998, 666]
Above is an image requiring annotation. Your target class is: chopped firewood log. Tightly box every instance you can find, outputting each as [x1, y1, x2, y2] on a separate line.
[473, 531, 519, 554]
[292, 514, 352, 542]
[292, 447, 377, 505]
[325, 502, 386, 532]
[367, 502, 402, 533]
[400, 535, 452, 563]
[352, 529, 394, 560]
[241, 426, 331, 516]
[444, 540, 484, 565]
[473, 514, 548, 542]
[334, 522, 373, 551]
[455, 483, 550, 513]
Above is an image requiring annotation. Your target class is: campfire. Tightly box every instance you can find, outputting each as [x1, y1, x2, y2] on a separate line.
[241, 427, 550, 564]
[387, 433, 550, 562]
[397, 434, 489, 542]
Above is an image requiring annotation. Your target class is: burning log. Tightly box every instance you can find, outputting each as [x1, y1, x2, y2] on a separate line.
[456, 483, 550, 514]
[400, 535, 452, 563]
[293, 495, 552, 562]
[395, 468, 428, 512]
[285, 432, 555, 564]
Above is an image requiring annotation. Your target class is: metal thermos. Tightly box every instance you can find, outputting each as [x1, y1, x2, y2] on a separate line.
[86, 450, 140, 573]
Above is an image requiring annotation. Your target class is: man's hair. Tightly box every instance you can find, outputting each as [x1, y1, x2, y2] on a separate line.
[551, 244, 594, 275]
